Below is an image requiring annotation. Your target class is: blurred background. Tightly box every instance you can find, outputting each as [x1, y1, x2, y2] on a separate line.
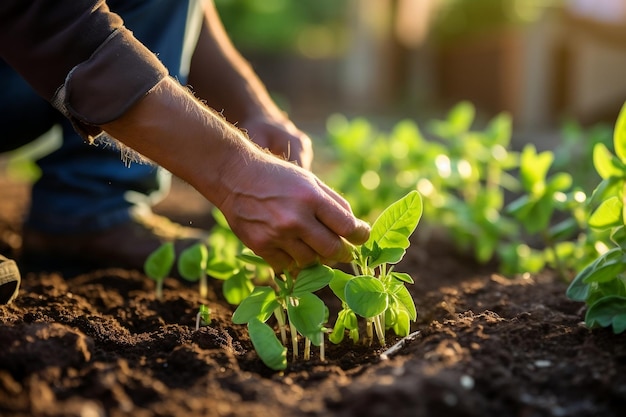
[215, 0, 626, 138]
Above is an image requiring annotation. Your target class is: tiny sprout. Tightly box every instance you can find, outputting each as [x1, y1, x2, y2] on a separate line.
[144, 242, 175, 300]
[195, 304, 211, 330]
[178, 243, 210, 298]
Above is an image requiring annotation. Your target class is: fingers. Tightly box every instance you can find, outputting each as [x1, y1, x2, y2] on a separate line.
[254, 227, 354, 275]
[290, 132, 313, 170]
[219, 155, 368, 274]
[281, 240, 319, 269]
[256, 247, 293, 275]
[298, 222, 354, 264]
[274, 177, 369, 269]
[314, 188, 371, 246]
[316, 179, 353, 212]
[239, 117, 313, 170]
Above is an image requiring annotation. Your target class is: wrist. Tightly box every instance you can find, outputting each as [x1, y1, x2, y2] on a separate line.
[101, 77, 262, 206]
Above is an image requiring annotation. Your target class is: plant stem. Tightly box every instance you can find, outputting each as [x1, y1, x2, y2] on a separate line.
[374, 313, 386, 346]
[304, 337, 311, 360]
[274, 307, 287, 345]
[366, 319, 373, 346]
[350, 261, 360, 276]
[195, 312, 201, 331]
[320, 333, 325, 362]
[289, 320, 298, 360]
[156, 279, 163, 301]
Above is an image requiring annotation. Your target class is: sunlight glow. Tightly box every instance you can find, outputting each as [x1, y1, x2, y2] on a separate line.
[554, 191, 567, 203]
[458, 159, 472, 179]
[574, 191, 587, 203]
[417, 178, 434, 197]
[396, 170, 417, 188]
[435, 154, 451, 178]
[361, 170, 381, 190]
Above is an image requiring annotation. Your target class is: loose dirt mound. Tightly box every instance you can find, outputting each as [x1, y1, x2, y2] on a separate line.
[1, 175, 625, 417]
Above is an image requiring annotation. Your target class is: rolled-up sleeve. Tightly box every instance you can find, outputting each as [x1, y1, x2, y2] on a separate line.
[0, 0, 168, 141]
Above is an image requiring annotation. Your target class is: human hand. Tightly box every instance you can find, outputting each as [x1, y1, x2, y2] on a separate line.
[217, 154, 370, 273]
[238, 114, 313, 170]
[102, 77, 362, 273]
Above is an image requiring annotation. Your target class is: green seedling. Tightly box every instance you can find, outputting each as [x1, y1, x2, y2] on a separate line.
[178, 243, 210, 298]
[504, 144, 585, 278]
[427, 104, 521, 265]
[195, 304, 211, 330]
[204, 209, 268, 305]
[567, 101, 626, 333]
[143, 207, 264, 303]
[233, 191, 422, 370]
[232, 263, 334, 370]
[323, 114, 435, 221]
[320, 103, 605, 279]
[143, 242, 175, 300]
[329, 190, 422, 346]
[322, 103, 522, 268]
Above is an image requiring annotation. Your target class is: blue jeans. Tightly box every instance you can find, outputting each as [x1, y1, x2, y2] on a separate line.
[0, 0, 199, 234]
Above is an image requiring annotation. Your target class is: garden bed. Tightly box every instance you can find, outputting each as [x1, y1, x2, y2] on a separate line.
[1, 175, 626, 417]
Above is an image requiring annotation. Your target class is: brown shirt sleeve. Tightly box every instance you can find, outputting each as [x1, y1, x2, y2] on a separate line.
[0, 0, 169, 141]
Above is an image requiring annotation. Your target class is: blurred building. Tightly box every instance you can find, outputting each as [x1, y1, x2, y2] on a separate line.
[216, 0, 626, 129]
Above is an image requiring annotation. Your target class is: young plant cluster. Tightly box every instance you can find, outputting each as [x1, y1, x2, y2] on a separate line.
[143, 190, 423, 370]
[232, 190, 423, 370]
[144, 209, 272, 303]
[320, 102, 608, 279]
[323, 99, 626, 334]
[566, 103, 626, 333]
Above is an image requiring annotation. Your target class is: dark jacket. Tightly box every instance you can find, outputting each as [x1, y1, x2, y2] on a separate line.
[0, 0, 168, 141]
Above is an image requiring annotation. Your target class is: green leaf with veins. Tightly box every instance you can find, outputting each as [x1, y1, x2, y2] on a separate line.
[365, 190, 423, 254]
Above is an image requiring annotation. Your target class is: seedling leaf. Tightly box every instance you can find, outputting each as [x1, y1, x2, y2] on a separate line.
[589, 196, 623, 229]
[329, 269, 354, 303]
[366, 190, 423, 252]
[232, 286, 278, 324]
[585, 295, 626, 334]
[223, 269, 254, 305]
[199, 304, 210, 323]
[287, 293, 327, 345]
[178, 243, 209, 282]
[568, 248, 622, 300]
[329, 318, 346, 344]
[390, 284, 417, 321]
[248, 318, 287, 370]
[206, 260, 237, 280]
[614, 101, 626, 162]
[368, 247, 406, 268]
[392, 309, 411, 337]
[582, 258, 626, 284]
[237, 248, 270, 266]
[593, 143, 624, 180]
[144, 242, 175, 280]
[345, 276, 388, 318]
[293, 264, 334, 295]
[391, 271, 414, 284]
[519, 145, 552, 193]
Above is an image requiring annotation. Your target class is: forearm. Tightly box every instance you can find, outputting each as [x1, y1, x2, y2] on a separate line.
[188, 0, 285, 124]
[101, 75, 370, 273]
[101, 76, 260, 209]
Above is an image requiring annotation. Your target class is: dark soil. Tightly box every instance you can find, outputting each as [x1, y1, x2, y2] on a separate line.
[2, 173, 626, 417]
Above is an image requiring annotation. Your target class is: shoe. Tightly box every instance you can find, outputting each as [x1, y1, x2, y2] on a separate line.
[21, 209, 210, 272]
[0, 254, 20, 304]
